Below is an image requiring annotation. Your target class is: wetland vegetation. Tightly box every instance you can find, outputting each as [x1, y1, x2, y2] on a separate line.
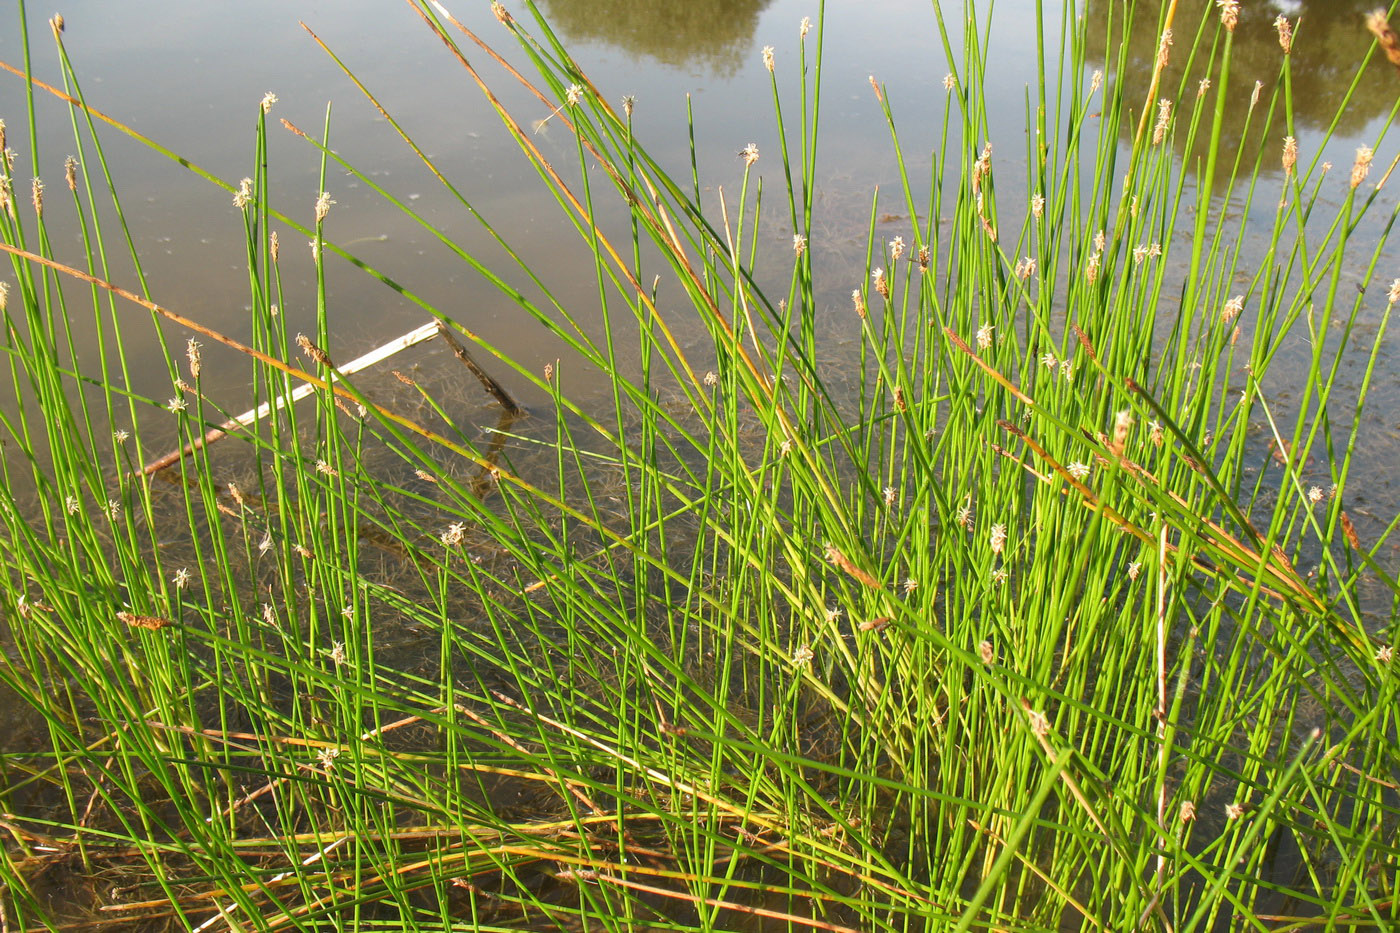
[0, 0, 1398, 929]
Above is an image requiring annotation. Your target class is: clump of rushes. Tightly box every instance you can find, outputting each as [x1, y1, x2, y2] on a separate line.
[1, 2, 1398, 931]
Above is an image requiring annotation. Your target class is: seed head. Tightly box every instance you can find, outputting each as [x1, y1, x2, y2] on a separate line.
[1085, 252, 1101, 284]
[1222, 295, 1244, 323]
[1127, 561, 1143, 581]
[113, 428, 129, 444]
[762, 45, 775, 73]
[1179, 800, 1197, 822]
[902, 577, 918, 594]
[1225, 802, 1246, 820]
[1031, 193, 1045, 218]
[314, 190, 335, 223]
[233, 177, 254, 209]
[874, 267, 893, 299]
[167, 396, 187, 413]
[942, 72, 956, 91]
[270, 231, 280, 263]
[492, 1, 512, 25]
[800, 16, 812, 39]
[65, 495, 79, 515]
[1068, 461, 1091, 481]
[1249, 80, 1263, 112]
[978, 640, 995, 664]
[315, 459, 337, 477]
[622, 95, 635, 118]
[1378, 644, 1394, 664]
[1152, 99, 1172, 145]
[1197, 77, 1211, 98]
[186, 338, 202, 380]
[1274, 15, 1293, 54]
[31, 177, 44, 217]
[1156, 29, 1173, 69]
[1388, 278, 1400, 305]
[883, 485, 897, 507]
[1351, 146, 1374, 190]
[976, 323, 993, 350]
[1282, 136, 1298, 177]
[0, 281, 8, 311]
[50, 13, 63, 35]
[740, 142, 759, 166]
[791, 645, 814, 665]
[852, 289, 866, 318]
[1027, 708, 1050, 736]
[1015, 256, 1036, 280]
[889, 236, 905, 261]
[793, 233, 808, 255]
[704, 370, 719, 387]
[64, 155, 77, 191]
[1217, 0, 1239, 33]
[258, 533, 273, 554]
[330, 641, 346, 666]
[297, 333, 332, 367]
[1149, 420, 1165, 447]
[441, 522, 466, 547]
[172, 568, 191, 590]
[1090, 70, 1103, 94]
[989, 523, 1007, 555]
[917, 245, 931, 271]
[260, 91, 278, 113]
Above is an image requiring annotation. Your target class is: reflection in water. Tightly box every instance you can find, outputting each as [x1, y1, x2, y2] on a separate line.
[1086, 0, 1397, 171]
[538, 0, 774, 74]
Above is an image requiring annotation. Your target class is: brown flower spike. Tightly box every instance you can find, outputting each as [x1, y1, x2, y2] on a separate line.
[1369, 9, 1400, 74]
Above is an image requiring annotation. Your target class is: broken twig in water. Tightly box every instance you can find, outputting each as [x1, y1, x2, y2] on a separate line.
[435, 321, 524, 415]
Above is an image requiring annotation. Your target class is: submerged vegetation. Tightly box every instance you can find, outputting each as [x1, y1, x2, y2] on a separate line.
[1, 0, 1398, 929]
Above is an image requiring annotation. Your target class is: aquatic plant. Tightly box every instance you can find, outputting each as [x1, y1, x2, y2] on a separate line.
[1, 0, 1397, 929]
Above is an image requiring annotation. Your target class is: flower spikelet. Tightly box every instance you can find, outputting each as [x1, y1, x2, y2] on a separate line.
[186, 338, 202, 380]
[1351, 146, 1374, 190]
[1153, 99, 1172, 145]
[314, 191, 335, 223]
[1282, 136, 1297, 177]
[233, 177, 254, 209]
[1217, 0, 1239, 33]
